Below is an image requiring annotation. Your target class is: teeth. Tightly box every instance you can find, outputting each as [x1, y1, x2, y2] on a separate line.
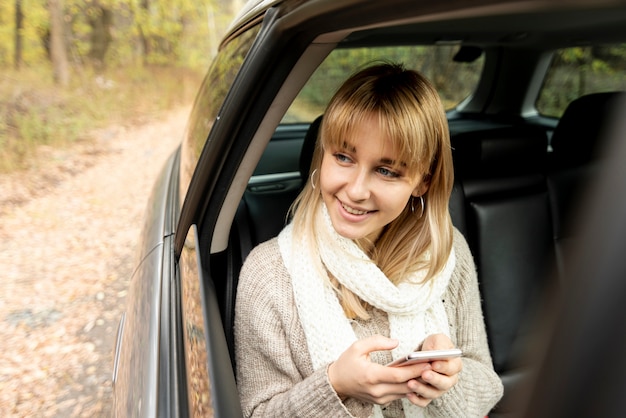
[342, 203, 368, 215]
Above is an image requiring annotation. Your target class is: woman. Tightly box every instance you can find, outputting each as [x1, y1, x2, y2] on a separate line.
[234, 62, 503, 417]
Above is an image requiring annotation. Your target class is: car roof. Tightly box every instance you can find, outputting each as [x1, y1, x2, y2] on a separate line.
[223, 0, 626, 50]
[222, 0, 281, 44]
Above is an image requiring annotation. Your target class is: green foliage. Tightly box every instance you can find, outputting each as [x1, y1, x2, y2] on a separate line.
[290, 43, 625, 122]
[536, 44, 626, 117]
[1, 3, 625, 169]
[286, 46, 484, 122]
[0, 0, 235, 69]
[0, 0, 49, 64]
[0, 65, 204, 172]
[0, 0, 236, 172]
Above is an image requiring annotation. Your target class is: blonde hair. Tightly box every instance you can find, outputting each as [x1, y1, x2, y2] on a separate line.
[290, 62, 454, 319]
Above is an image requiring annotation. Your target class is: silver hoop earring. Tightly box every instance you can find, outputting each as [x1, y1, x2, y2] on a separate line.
[310, 169, 318, 189]
[411, 196, 425, 218]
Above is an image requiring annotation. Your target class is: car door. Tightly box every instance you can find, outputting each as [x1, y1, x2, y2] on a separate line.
[112, 12, 264, 418]
[174, 22, 264, 418]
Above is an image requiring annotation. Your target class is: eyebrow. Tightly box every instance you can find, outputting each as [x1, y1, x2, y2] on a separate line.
[340, 142, 408, 168]
[381, 158, 408, 168]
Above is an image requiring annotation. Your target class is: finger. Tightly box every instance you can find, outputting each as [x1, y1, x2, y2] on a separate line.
[353, 335, 399, 355]
[364, 382, 426, 405]
[384, 362, 432, 383]
[430, 357, 463, 377]
[409, 377, 441, 396]
[420, 368, 459, 392]
[420, 333, 454, 351]
[406, 391, 432, 407]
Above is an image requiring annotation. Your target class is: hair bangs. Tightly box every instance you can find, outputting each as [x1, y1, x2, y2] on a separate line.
[321, 94, 433, 179]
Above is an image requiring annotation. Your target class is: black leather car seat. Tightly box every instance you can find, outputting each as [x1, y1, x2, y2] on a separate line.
[450, 125, 553, 417]
[547, 92, 626, 278]
[299, 115, 323, 182]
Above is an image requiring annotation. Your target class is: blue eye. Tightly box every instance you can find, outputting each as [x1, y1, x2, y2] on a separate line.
[334, 153, 352, 163]
[378, 167, 399, 178]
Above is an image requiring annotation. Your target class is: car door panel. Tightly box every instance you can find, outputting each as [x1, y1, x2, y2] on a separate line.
[179, 225, 243, 417]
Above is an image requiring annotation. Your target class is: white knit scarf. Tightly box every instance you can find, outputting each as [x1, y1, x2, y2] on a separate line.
[278, 203, 456, 418]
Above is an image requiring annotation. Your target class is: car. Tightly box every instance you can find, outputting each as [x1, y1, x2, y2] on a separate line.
[111, 0, 626, 416]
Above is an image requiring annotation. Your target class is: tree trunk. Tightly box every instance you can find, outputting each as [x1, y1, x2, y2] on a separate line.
[15, 0, 23, 69]
[49, 0, 70, 86]
[88, 5, 113, 70]
[139, 0, 150, 63]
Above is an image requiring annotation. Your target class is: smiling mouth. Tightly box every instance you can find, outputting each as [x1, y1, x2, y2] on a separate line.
[341, 202, 371, 215]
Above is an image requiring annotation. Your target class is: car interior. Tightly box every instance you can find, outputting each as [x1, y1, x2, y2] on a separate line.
[222, 91, 625, 417]
[202, 4, 626, 417]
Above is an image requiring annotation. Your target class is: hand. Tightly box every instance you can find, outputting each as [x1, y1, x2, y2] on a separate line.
[328, 335, 433, 405]
[404, 333, 463, 407]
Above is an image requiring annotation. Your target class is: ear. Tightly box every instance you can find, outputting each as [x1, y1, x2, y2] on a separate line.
[412, 176, 430, 197]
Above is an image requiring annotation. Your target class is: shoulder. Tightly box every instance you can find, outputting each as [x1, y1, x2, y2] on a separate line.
[445, 227, 480, 299]
[238, 237, 292, 304]
[236, 238, 302, 346]
[240, 237, 286, 284]
[444, 228, 484, 335]
[451, 227, 475, 273]
[244, 237, 283, 267]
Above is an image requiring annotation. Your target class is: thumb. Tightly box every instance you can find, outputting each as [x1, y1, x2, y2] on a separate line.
[421, 333, 454, 350]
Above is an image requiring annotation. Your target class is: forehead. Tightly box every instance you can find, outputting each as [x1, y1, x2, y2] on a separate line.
[339, 117, 403, 157]
[322, 110, 424, 175]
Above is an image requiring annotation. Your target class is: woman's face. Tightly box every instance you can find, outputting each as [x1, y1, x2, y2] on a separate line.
[319, 114, 427, 242]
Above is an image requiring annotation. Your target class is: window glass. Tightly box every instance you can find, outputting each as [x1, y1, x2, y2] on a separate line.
[179, 25, 261, 204]
[537, 44, 626, 118]
[282, 45, 484, 123]
[177, 24, 261, 416]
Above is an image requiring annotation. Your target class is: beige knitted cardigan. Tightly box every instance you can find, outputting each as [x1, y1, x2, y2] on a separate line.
[234, 228, 503, 418]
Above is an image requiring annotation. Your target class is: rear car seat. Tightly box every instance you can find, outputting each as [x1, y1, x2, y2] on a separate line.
[450, 125, 553, 417]
[547, 92, 626, 279]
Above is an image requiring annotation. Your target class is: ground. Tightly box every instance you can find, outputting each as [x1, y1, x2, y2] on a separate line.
[0, 106, 189, 417]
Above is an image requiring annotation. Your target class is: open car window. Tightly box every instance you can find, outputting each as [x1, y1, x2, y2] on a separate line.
[536, 43, 626, 118]
[282, 44, 485, 124]
[255, 44, 484, 178]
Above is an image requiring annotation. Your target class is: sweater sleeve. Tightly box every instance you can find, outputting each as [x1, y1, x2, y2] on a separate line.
[425, 228, 504, 417]
[234, 239, 360, 418]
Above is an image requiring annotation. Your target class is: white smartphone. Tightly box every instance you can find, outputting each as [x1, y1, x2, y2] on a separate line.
[386, 348, 463, 367]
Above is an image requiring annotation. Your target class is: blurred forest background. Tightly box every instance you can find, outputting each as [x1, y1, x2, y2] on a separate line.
[0, 0, 244, 173]
[2, 1, 625, 174]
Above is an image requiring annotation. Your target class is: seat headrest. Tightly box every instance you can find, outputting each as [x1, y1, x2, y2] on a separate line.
[299, 115, 323, 180]
[550, 92, 626, 168]
[452, 125, 548, 178]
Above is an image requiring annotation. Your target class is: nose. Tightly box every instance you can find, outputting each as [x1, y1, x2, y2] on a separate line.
[345, 167, 371, 201]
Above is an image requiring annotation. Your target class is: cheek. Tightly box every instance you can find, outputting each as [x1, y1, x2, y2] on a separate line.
[378, 187, 412, 213]
[318, 159, 337, 191]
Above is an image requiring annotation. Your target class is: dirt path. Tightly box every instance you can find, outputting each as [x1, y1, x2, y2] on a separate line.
[0, 107, 189, 417]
